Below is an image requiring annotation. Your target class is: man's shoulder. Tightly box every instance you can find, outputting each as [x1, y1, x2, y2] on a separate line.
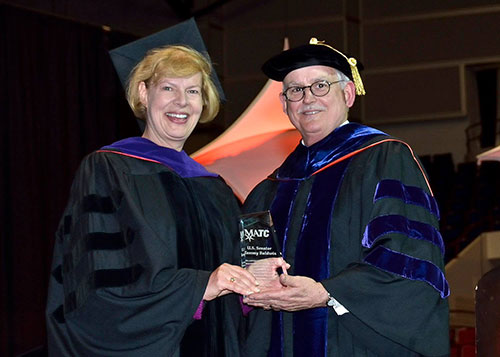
[358, 135, 414, 156]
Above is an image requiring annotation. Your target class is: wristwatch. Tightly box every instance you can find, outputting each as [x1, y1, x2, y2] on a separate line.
[326, 293, 337, 308]
[325, 293, 349, 315]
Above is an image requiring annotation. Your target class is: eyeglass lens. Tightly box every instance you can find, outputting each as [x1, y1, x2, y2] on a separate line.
[284, 81, 332, 101]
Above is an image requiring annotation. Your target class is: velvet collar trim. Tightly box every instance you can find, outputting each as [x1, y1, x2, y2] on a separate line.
[277, 123, 387, 179]
[99, 137, 218, 178]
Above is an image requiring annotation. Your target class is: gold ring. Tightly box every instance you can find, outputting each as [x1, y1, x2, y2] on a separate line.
[230, 277, 236, 283]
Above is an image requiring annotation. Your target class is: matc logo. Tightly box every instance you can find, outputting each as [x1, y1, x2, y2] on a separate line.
[244, 228, 270, 242]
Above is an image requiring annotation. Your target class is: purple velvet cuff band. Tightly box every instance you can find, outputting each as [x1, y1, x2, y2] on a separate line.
[193, 300, 206, 320]
[239, 296, 253, 316]
[194, 297, 253, 320]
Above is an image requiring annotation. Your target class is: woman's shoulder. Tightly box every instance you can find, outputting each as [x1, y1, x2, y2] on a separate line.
[81, 149, 172, 176]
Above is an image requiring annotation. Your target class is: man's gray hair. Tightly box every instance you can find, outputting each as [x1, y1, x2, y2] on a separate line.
[335, 69, 351, 89]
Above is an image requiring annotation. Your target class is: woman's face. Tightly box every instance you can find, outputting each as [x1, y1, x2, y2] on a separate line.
[139, 72, 204, 151]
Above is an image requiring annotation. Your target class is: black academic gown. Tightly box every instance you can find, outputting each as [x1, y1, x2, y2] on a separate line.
[46, 138, 244, 356]
[243, 123, 450, 357]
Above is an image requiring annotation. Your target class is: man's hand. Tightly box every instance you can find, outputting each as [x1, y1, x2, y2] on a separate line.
[242, 274, 329, 311]
[246, 257, 290, 290]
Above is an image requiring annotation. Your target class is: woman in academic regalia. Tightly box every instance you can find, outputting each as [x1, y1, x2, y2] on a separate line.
[46, 43, 260, 357]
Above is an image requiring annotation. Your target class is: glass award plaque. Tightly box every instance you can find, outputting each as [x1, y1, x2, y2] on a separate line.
[239, 211, 282, 286]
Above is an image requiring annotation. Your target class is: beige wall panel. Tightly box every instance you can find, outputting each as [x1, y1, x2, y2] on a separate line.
[362, 0, 500, 20]
[203, 23, 225, 82]
[349, 101, 363, 123]
[346, 0, 361, 18]
[225, 22, 344, 77]
[222, 0, 344, 26]
[346, 21, 361, 56]
[363, 67, 462, 123]
[374, 117, 469, 165]
[363, 12, 500, 68]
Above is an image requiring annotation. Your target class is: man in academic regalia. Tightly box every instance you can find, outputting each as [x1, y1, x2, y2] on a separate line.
[242, 38, 450, 356]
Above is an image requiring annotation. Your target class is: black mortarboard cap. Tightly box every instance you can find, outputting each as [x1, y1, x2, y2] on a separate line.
[109, 17, 225, 101]
[262, 37, 365, 95]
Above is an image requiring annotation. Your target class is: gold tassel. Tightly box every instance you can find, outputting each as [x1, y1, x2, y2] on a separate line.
[347, 58, 366, 96]
[309, 38, 366, 96]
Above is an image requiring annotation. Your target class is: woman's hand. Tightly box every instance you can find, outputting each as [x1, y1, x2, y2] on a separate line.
[203, 263, 261, 301]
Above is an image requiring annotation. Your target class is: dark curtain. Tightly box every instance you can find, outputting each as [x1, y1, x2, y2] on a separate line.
[476, 68, 498, 148]
[1, 4, 140, 356]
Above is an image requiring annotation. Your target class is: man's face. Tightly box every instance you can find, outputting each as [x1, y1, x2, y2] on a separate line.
[280, 65, 355, 146]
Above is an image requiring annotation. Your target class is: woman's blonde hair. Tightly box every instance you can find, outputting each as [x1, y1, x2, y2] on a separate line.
[126, 45, 220, 123]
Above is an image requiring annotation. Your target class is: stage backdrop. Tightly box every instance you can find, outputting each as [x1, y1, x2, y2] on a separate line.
[477, 144, 500, 164]
[1, 5, 139, 356]
[192, 69, 300, 201]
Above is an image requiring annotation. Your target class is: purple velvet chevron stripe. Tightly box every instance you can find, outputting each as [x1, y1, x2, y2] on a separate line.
[362, 214, 445, 255]
[268, 159, 352, 357]
[364, 246, 450, 298]
[271, 180, 302, 258]
[269, 180, 301, 357]
[374, 179, 440, 219]
[291, 159, 350, 357]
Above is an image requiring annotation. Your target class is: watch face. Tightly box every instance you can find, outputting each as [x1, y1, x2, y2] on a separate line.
[327, 294, 336, 307]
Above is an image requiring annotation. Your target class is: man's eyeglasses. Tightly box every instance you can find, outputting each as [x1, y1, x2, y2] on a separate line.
[282, 80, 344, 102]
